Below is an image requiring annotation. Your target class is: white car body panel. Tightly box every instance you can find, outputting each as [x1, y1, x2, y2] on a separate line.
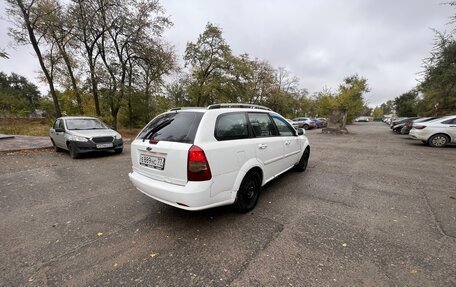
[129, 108, 310, 210]
[409, 116, 456, 143]
[131, 140, 191, 186]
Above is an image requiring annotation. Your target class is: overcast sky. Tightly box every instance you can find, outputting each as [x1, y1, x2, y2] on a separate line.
[0, 0, 453, 107]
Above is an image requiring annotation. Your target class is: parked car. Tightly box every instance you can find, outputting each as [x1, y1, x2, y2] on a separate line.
[390, 117, 407, 128]
[400, 117, 438, 135]
[409, 115, 456, 147]
[355, 116, 370, 122]
[311, 118, 326, 128]
[291, 117, 315, 130]
[391, 117, 420, 133]
[128, 103, 310, 212]
[49, 116, 123, 158]
[317, 118, 328, 127]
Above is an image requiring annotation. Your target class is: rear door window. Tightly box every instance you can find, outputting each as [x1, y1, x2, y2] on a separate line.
[137, 112, 203, 143]
[272, 115, 296, 136]
[248, 113, 278, 137]
[442, 118, 456, 124]
[215, 112, 249, 141]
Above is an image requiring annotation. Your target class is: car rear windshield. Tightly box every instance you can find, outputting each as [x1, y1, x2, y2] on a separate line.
[137, 111, 203, 143]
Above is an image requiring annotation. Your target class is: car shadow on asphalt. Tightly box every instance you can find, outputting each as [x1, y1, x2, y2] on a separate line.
[143, 173, 299, 221]
[401, 138, 456, 148]
[61, 150, 124, 159]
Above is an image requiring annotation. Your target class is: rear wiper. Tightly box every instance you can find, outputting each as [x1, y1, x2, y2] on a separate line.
[142, 119, 174, 142]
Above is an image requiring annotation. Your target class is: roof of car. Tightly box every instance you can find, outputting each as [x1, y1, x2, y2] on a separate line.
[166, 104, 282, 116]
[168, 103, 273, 113]
[167, 108, 280, 115]
[58, 116, 99, 120]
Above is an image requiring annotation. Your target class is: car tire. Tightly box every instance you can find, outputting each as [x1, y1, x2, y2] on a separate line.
[68, 142, 80, 159]
[295, 147, 310, 172]
[51, 139, 63, 152]
[114, 148, 123, 154]
[428, 134, 450, 147]
[233, 171, 261, 213]
[303, 124, 309, 130]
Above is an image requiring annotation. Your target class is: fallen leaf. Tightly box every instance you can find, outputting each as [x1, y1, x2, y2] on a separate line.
[149, 253, 157, 258]
[342, 243, 347, 247]
[410, 269, 418, 274]
[113, 263, 118, 267]
[97, 232, 103, 237]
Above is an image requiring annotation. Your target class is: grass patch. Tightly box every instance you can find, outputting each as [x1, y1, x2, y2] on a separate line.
[0, 118, 141, 139]
[0, 118, 52, 136]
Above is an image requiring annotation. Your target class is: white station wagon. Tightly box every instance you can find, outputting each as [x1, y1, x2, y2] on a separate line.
[128, 104, 310, 212]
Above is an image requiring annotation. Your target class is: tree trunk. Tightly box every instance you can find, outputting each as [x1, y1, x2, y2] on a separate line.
[127, 64, 133, 130]
[111, 109, 118, 130]
[88, 59, 101, 116]
[58, 41, 84, 114]
[16, 0, 61, 117]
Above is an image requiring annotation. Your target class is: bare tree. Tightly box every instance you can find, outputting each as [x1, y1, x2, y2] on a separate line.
[0, 49, 9, 59]
[71, 0, 105, 116]
[6, 0, 62, 117]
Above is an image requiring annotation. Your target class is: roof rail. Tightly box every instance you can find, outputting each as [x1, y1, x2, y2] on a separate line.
[207, 103, 271, 111]
[168, 107, 205, 111]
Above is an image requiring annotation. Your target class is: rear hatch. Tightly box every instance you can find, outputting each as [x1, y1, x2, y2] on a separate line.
[131, 111, 204, 186]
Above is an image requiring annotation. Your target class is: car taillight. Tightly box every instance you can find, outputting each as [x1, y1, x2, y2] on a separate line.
[413, 125, 426, 129]
[187, 145, 212, 181]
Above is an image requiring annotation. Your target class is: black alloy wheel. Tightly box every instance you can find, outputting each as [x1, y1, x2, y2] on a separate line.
[295, 147, 310, 172]
[234, 172, 261, 213]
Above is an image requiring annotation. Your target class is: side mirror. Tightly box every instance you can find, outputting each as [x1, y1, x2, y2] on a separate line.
[297, 128, 305, 135]
[55, 128, 65, 133]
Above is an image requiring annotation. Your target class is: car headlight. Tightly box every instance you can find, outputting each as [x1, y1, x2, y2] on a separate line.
[68, 135, 88, 142]
[114, 133, 122, 140]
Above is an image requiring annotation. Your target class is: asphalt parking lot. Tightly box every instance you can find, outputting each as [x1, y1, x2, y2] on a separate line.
[1, 122, 455, 286]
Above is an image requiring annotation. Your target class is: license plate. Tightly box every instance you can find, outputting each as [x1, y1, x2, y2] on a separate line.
[97, 143, 113, 149]
[139, 154, 165, 170]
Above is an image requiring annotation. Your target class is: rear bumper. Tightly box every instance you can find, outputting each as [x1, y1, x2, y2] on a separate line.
[128, 171, 233, 211]
[409, 130, 428, 141]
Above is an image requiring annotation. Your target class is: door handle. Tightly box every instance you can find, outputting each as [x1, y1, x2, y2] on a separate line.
[258, 144, 268, 150]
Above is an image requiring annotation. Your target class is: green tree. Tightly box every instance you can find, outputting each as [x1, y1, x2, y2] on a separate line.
[314, 88, 337, 117]
[335, 75, 369, 123]
[380, 100, 394, 115]
[372, 106, 384, 118]
[394, 90, 418, 116]
[0, 72, 41, 116]
[419, 31, 456, 115]
[184, 22, 232, 106]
